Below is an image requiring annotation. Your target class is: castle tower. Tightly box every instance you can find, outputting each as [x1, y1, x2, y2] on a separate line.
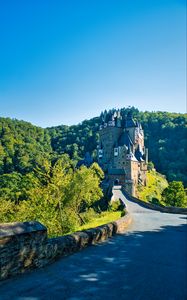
[125, 112, 138, 144]
[98, 110, 147, 196]
[98, 110, 123, 171]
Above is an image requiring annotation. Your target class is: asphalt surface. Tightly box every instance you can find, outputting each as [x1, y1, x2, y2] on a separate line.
[0, 188, 187, 300]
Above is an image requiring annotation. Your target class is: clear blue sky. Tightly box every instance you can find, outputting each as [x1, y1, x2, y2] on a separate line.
[0, 0, 186, 127]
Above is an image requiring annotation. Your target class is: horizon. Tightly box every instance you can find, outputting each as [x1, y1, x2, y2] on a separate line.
[0, 106, 186, 128]
[0, 0, 186, 127]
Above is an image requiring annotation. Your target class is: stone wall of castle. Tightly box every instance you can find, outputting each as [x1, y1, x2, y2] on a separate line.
[113, 146, 127, 169]
[99, 126, 122, 170]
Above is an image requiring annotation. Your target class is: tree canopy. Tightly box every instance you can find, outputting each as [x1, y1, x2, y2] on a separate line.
[0, 154, 104, 236]
[161, 181, 187, 208]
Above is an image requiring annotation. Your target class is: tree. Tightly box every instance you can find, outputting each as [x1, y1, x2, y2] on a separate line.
[0, 156, 104, 237]
[161, 181, 187, 208]
[147, 161, 155, 171]
[65, 165, 103, 224]
[90, 162, 104, 180]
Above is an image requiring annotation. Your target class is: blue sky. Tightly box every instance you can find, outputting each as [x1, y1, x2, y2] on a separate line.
[0, 0, 186, 127]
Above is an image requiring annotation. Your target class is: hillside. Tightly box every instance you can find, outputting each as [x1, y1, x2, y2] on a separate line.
[0, 117, 52, 175]
[137, 170, 168, 204]
[46, 107, 187, 186]
[0, 107, 187, 186]
[0, 108, 186, 234]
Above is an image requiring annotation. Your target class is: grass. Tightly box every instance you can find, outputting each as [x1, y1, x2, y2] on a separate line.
[77, 210, 122, 231]
[137, 170, 168, 204]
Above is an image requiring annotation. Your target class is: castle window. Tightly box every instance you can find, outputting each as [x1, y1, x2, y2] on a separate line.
[108, 121, 115, 127]
[114, 148, 118, 157]
[126, 154, 132, 160]
[98, 149, 103, 158]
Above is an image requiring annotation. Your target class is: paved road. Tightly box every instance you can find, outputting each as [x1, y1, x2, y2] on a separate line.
[0, 189, 187, 300]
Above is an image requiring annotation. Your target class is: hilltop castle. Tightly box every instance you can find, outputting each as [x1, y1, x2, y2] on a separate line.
[97, 110, 148, 196]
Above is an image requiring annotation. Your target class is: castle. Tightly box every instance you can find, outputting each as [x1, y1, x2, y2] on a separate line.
[97, 110, 148, 196]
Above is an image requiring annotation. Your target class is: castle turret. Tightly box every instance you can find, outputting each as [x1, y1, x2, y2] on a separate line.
[145, 148, 148, 164]
[116, 110, 122, 127]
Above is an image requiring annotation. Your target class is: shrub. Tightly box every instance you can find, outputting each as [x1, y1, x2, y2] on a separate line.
[80, 208, 98, 224]
[161, 181, 187, 208]
[151, 197, 161, 205]
[109, 199, 124, 212]
[147, 161, 155, 170]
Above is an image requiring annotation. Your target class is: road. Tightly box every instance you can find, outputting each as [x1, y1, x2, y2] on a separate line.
[0, 189, 187, 300]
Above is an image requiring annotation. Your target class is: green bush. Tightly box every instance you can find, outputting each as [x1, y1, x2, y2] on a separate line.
[80, 208, 98, 224]
[151, 197, 161, 206]
[161, 181, 187, 208]
[138, 170, 168, 203]
[109, 199, 124, 212]
[147, 161, 155, 170]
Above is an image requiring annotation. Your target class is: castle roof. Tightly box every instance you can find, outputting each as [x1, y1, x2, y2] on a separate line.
[100, 109, 122, 124]
[118, 130, 133, 148]
[125, 112, 137, 128]
[137, 122, 142, 129]
[135, 144, 144, 161]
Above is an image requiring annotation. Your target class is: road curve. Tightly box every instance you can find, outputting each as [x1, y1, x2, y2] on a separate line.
[0, 189, 187, 300]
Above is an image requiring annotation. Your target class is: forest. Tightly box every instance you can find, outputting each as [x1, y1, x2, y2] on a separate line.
[0, 107, 187, 235]
[47, 107, 187, 186]
[0, 108, 187, 190]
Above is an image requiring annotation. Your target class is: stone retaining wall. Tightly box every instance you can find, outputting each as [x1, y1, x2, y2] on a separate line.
[0, 213, 132, 281]
[123, 190, 187, 214]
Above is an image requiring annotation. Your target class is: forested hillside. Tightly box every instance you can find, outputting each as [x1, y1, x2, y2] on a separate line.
[0, 107, 187, 187]
[0, 108, 186, 233]
[0, 117, 52, 175]
[47, 107, 187, 186]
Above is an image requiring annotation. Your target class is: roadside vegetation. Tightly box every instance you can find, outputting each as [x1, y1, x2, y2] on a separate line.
[161, 181, 187, 208]
[137, 170, 168, 204]
[76, 210, 122, 232]
[137, 170, 187, 208]
[0, 155, 124, 237]
[76, 199, 124, 233]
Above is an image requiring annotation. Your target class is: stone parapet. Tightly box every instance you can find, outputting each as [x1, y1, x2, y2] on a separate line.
[0, 213, 132, 281]
[0, 221, 47, 280]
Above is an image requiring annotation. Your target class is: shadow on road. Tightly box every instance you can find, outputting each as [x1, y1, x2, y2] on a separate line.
[0, 222, 187, 300]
